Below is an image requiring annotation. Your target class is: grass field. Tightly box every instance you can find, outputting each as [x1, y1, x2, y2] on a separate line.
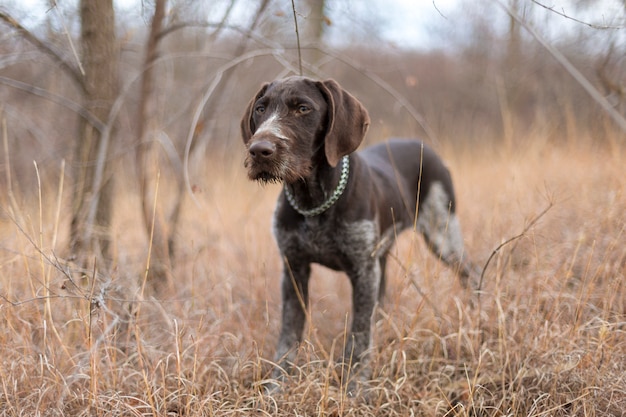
[0, 137, 624, 416]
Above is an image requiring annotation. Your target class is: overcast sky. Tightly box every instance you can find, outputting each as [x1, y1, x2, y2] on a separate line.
[4, 0, 625, 50]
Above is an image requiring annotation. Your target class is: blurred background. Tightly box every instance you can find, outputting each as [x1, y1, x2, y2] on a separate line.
[3, 0, 624, 173]
[0, 0, 624, 279]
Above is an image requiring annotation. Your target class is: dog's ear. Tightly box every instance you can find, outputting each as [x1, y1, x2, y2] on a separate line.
[316, 79, 370, 167]
[240, 83, 269, 144]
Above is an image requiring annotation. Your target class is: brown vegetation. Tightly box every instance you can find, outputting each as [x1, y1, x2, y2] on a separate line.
[0, 1, 624, 415]
[1, 137, 624, 415]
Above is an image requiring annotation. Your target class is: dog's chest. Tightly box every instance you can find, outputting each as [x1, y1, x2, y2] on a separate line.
[274, 217, 379, 270]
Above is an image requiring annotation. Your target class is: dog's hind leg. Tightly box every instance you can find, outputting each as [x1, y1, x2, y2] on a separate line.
[417, 182, 478, 288]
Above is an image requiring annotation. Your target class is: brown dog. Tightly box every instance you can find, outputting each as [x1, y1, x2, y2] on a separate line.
[241, 76, 474, 392]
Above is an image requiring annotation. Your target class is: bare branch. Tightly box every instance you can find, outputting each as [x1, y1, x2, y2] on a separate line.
[314, 46, 440, 146]
[531, 0, 624, 30]
[432, 0, 449, 19]
[497, 0, 626, 134]
[182, 48, 290, 206]
[0, 75, 104, 130]
[135, 0, 173, 288]
[478, 201, 554, 290]
[158, 20, 276, 47]
[206, 0, 237, 42]
[475, 199, 554, 346]
[0, 9, 86, 93]
[49, 2, 85, 76]
[291, 0, 303, 75]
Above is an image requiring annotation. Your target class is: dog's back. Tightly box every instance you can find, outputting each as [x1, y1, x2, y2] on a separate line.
[358, 139, 456, 232]
[241, 77, 475, 393]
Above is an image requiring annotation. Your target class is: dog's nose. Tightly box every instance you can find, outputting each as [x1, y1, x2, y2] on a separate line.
[249, 140, 275, 159]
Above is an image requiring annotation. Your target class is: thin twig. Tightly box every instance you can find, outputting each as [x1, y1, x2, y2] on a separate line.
[496, 0, 626, 134]
[182, 48, 290, 206]
[0, 76, 104, 131]
[475, 200, 554, 347]
[531, 0, 623, 30]
[2, 112, 20, 222]
[139, 170, 161, 301]
[432, 0, 448, 19]
[49, 2, 85, 75]
[478, 200, 554, 291]
[290, 0, 303, 76]
[314, 46, 440, 146]
[0, 10, 86, 92]
[386, 251, 447, 324]
[158, 18, 273, 45]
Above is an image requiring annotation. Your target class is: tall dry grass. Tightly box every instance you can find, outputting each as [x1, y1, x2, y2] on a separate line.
[0, 135, 624, 416]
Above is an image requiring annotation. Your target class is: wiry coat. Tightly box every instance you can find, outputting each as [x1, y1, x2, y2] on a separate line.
[241, 76, 474, 393]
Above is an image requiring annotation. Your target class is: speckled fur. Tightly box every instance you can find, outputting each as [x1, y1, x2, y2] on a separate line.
[240, 76, 475, 393]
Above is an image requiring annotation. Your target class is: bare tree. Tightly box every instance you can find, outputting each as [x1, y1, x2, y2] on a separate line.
[135, 0, 176, 289]
[0, 3, 118, 267]
[69, 0, 119, 266]
[297, 0, 326, 66]
[134, 0, 278, 289]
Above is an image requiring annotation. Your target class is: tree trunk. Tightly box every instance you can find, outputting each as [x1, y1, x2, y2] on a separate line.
[70, 0, 118, 265]
[301, 0, 326, 65]
[301, 0, 325, 43]
[136, 0, 174, 290]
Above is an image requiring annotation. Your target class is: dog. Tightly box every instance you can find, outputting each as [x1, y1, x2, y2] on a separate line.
[240, 76, 475, 392]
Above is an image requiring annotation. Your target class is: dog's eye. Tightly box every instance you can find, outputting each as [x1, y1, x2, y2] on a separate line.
[297, 105, 310, 114]
[255, 105, 265, 114]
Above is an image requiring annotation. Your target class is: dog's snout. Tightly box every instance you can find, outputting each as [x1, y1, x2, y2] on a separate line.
[249, 140, 276, 159]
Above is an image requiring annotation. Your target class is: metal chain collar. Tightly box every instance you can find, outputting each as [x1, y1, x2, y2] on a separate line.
[283, 156, 350, 217]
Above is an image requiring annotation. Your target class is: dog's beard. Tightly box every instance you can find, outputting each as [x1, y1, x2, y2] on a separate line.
[253, 171, 281, 184]
[245, 157, 283, 184]
[245, 154, 311, 185]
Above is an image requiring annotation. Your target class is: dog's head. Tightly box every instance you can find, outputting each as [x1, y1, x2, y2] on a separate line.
[240, 76, 370, 184]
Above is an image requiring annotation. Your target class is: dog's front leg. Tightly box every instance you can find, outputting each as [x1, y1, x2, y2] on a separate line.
[343, 258, 381, 389]
[273, 260, 311, 378]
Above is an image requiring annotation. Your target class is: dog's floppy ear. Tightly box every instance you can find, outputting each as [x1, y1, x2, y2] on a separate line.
[240, 83, 269, 144]
[316, 79, 370, 167]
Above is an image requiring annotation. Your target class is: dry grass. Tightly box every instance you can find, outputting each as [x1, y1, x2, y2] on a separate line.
[0, 137, 624, 416]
